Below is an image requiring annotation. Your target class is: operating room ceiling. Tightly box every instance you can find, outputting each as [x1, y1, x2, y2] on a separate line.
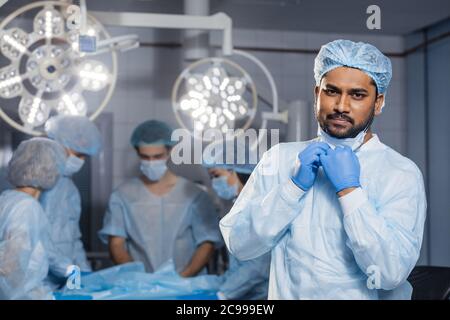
[1, 0, 449, 35]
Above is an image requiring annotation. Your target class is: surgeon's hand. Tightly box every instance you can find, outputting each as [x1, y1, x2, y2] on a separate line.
[291, 142, 330, 191]
[320, 146, 361, 193]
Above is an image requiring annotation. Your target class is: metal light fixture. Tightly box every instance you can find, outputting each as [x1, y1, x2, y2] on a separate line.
[172, 57, 257, 140]
[0, 1, 138, 136]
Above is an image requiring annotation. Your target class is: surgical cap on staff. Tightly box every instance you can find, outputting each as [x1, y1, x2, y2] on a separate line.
[45, 115, 102, 156]
[314, 39, 392, 105]
[7, 137, 66, 190]
[202, 138, 259, 174]
[130, 120, 176, 148]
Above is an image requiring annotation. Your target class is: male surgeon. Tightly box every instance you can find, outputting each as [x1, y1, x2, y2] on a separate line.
[220, 39, 427, 299]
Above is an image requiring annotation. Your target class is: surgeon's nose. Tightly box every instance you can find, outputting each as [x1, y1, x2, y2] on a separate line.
[335, 94, 351, 113]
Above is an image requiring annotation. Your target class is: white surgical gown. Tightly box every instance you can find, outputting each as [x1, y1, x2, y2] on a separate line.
[220, 253, 270, 300]
[99, 177, 223, 273]
[220, 135, 427, 299]
[0, 190, 53, 299]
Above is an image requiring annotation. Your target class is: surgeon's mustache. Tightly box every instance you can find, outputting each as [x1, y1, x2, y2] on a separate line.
[326, 113, 354, 125]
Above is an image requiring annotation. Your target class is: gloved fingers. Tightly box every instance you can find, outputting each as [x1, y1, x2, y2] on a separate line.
[300, 142, 331, 157]
[299, 143, 331, 164]
[351, 153, 360, 165]
[318, 151, 330, 167]
[301, 151, 325, 168]
[311, 141, 331, 152]
[315, 147, 329, 159]
[332, 146, 359, 164]
[308, 161, 320, 172]
[310, 142, 331, 154]
[311, 148, 329, 167]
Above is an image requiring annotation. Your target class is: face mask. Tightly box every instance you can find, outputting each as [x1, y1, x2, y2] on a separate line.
[212, 176, 238, 200]
[64, 155, 85, 176]
[140, 159, 167, 181]
[317, 126, 367, 152]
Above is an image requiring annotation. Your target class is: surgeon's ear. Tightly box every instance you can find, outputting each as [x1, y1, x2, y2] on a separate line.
[314, 86, 319, 103]
[374, 94, 384, 115]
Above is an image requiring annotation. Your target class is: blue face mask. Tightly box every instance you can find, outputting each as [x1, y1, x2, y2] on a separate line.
[140, 159, 167, 181]
[64, 155, 85, 176]
[212, 176, 238, 200]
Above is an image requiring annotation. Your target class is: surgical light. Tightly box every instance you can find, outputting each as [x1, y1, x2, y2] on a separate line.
[172, 57, 257, 139]
[18, 95, 49, 128]
[0, 28, 29, 60]
[79, 61, 110, 91]
[0, 66, 22, 98]
[0, 0, 139, 136]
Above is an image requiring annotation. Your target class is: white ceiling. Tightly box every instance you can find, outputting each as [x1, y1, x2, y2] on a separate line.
[1, 0, 450, 35]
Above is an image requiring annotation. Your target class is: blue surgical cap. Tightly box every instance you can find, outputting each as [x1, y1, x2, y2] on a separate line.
[314, 39, 392, 96]
[130, 120, 176, 148]
[8, 137, 66, 189]
[45, 115, 102, 156]
[202, 139, 259, 174]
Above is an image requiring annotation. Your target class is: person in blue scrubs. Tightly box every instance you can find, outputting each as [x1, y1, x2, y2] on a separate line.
[40, 115, 102, 283]
[0, 138, 66, 299]
[220, 39, 427, 299]
[202, 140, 270, 300]
[99, 120, 222, 276]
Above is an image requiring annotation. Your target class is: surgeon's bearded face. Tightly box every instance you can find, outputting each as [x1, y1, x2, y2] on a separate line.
[314, 67, 384, 139]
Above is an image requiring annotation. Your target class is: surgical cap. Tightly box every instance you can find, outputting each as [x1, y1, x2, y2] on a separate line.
[130, 120, 176, 148]
[202, 139, 259, 174]
[8, 138, 66, 189]
[314, 39, 392, 95]
[45, 115, 102, 156]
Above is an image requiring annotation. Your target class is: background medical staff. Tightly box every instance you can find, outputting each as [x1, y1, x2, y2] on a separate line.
[41, 115, 102, 284]
[0, 138, 66, 299]
[99, 120, 223, 276]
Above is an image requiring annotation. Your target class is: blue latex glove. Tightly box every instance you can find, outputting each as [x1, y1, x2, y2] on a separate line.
[320, 146, 361, 193]
[291, 142, 330, 191]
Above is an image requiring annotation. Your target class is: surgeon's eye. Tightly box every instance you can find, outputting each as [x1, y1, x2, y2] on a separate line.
[324, 88, 338, 96]
[138, 153, 151, 160]
[351, 93, 366, 99]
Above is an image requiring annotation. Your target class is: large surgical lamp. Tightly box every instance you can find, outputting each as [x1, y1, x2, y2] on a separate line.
[172, 57, 258, 139]
[172, 49, 286, 141]
[0, 0, 138, 135]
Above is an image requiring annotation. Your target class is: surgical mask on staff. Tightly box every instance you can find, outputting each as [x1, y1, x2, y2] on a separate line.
[64, 155, 85, 176]
[212, 176, 238, 200]
[140, 159, 168, 181]
[317, 126, 367, 152]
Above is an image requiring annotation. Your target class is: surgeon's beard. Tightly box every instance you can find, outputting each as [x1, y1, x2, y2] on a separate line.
[315, 103, 376, 139]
